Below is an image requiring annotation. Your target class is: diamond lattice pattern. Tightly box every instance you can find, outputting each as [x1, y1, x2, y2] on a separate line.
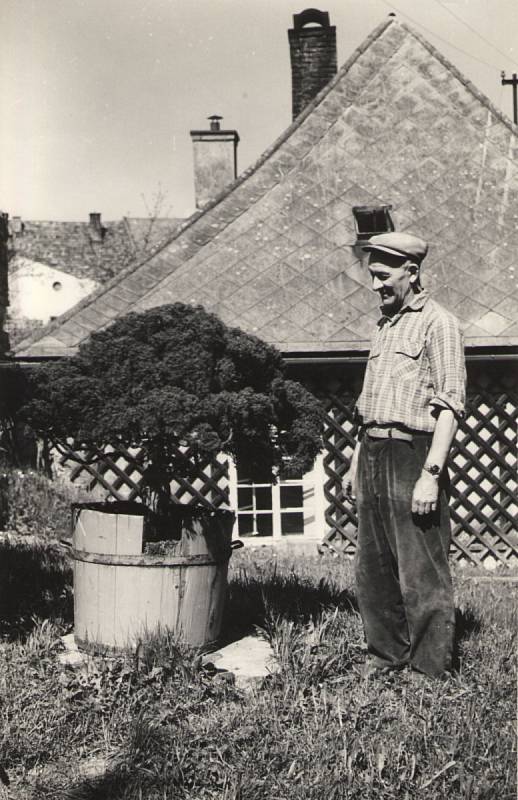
[319, 368, 517, 565]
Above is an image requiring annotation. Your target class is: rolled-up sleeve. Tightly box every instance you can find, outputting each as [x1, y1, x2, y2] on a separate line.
[427, 314, 466, 418]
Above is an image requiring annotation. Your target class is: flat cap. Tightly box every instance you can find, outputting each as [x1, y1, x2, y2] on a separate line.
[362, 232, 428, 263]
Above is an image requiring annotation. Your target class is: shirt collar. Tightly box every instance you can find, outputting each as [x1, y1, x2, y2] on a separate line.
[378, 290, 428, 328]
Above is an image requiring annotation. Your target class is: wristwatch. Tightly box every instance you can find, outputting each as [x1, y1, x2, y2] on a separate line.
[422, 462, 441, 479]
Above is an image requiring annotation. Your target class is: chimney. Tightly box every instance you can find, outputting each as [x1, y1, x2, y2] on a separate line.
[190, 115, 239, 209]
[288, 9, 337, 120]
[89, 212, 104, 241]
[0, 213, 10, 356]
[9, 216, 24, 236]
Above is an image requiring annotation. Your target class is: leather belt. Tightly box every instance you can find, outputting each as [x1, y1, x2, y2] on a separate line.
[366, 426, 414, 442]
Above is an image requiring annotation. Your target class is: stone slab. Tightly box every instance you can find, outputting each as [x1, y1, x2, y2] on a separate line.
[202, 634, 278, 690]
[58, 632, 89, 669]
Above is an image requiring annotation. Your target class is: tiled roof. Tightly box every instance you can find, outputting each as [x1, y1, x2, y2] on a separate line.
[10, 217, 183, 284]
[16, 18, 518, 358]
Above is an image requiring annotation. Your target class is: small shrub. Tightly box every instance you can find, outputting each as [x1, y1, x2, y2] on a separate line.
[20, 304, 323, 523]
[7, 468, 87, 540]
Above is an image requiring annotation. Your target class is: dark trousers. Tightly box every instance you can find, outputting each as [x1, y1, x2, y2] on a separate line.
[355, 434, 455, 677]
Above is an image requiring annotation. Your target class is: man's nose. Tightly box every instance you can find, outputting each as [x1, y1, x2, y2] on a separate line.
[372, 276, 383, 291]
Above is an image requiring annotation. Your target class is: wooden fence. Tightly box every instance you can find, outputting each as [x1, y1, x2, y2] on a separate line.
[57, 360, 517, 566]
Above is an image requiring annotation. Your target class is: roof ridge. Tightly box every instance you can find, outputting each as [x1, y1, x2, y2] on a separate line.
[398, 19, 518, 134]
[21, 219, 129, 225]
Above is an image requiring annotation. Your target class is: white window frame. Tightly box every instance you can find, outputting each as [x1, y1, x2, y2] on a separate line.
[228, 454, 326, 543]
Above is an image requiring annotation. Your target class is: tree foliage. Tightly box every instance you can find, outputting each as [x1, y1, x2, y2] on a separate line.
[0, 363, 35, 466]
[21, 304, 323, 510]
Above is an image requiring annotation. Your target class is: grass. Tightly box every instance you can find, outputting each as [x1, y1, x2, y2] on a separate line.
[0, 471, 516, 798]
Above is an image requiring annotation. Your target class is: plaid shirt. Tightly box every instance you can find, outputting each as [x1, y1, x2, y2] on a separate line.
[356, 291, 466, 433]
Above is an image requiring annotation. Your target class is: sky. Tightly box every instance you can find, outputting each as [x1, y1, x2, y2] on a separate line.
[1, 0, 517, 222]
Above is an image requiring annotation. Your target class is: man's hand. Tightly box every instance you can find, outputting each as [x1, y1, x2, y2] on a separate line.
[343, 465, 357, 504]
[412, 471, 439, 515]
[343, 441, 361, 505]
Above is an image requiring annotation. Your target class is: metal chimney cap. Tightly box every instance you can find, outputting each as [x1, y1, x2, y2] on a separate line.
[293, 9, 331, 30]
[208, 114, 223, 131]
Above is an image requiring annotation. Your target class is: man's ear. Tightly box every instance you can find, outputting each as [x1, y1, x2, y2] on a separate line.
[408, 262, 420, 284]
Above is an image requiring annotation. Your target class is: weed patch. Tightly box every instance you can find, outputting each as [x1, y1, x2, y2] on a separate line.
[6, 468, 88, 542]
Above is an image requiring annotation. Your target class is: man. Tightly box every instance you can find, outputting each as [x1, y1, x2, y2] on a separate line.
[344, 232, 466, 679]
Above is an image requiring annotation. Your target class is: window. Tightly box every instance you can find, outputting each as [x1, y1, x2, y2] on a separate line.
[235, 462, 315, 539]
[352, 206, 394, 240]
[279, 485, 304, 536]
[237, 483, 273, 537]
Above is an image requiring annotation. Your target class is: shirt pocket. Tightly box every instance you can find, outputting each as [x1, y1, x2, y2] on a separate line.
[367, 345, 381, 372]
[393, 337, 424, 382]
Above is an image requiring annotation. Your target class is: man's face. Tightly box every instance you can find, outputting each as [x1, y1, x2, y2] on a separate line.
[368, 251, 418, 316]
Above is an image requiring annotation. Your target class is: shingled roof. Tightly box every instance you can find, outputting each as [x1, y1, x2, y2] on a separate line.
[10, 217, 183, 284]
[16, 18, 518, 358]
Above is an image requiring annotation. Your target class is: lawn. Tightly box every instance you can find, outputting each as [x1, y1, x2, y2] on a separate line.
[0, 471, 516, 799]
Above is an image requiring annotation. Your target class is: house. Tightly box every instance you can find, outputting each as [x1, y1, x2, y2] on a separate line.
[15, 12, 518, 565]
[0, 214, 9, 356]
[6, 212, 183, 345]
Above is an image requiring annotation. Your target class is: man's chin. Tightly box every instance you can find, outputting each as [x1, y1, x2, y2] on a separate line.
[379, 296, 402, 316]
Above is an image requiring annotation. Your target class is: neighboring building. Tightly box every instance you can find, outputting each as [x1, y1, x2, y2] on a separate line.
[0, 213, 10, 356]
[15, 13, 518, 565]
[7, 213, 183, 345]
[6, 108, 241, 348]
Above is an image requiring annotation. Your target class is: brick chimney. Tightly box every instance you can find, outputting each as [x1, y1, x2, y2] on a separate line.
[190, 115, 239, 210]
[0, 213, 10, 356]
[288, 9, 337, 120]
[9, 216, 24, 236]
[89, 212, 104, 241]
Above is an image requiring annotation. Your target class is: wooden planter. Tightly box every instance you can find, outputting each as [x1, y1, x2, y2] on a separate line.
[72, 503, 236, 652]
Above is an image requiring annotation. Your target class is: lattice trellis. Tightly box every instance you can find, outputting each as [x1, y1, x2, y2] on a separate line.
[56, 441, 230, 509]
[449, 371, 517, 565]
[56, 364, 517, 565]
[317, 365, 518, 565]
[322, 390, 359, 557]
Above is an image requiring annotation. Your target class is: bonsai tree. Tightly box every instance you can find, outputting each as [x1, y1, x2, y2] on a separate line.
[21, 304, 323, 524]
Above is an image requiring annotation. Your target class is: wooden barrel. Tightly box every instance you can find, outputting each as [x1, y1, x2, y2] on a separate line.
[72, 504, 235, 652]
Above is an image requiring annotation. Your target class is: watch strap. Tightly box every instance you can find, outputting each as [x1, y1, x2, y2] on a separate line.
[423, 462, 441, 479]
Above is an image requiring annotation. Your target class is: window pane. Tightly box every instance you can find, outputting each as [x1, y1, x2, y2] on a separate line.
[352, 205, 394, 235]
[281, 512, 304, 536]
[280, 485, 303, 509]
[257, 514, 273, 537]
[238, 487, 253, 511]
[255, 486, 272, 511]
[237, 513, 273, 538]
[238, 515, 254, 537]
